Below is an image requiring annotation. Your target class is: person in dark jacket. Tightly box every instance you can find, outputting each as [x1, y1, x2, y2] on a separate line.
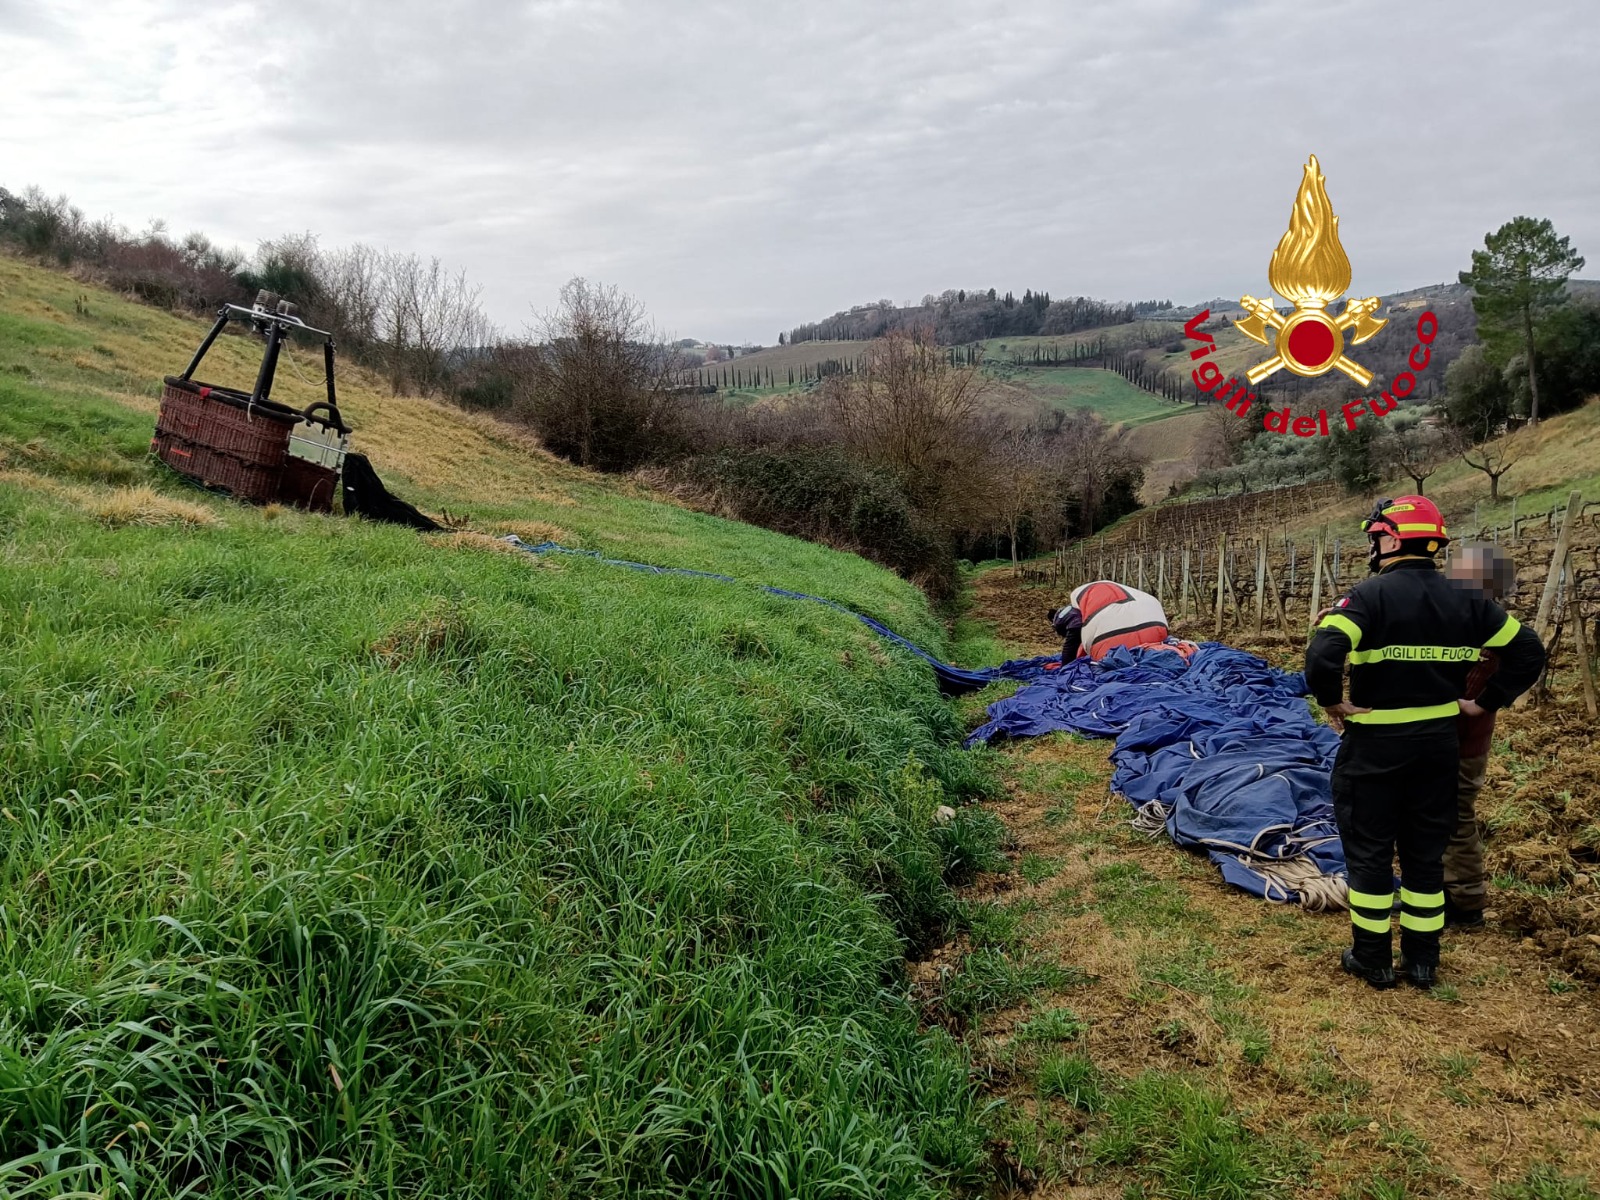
[1305, 497, 1544, 990]
[1441, 543, 1521, 928]
[1048, 602, 1086, 661]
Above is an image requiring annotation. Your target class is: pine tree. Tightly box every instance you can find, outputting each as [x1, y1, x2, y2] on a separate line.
[1459, 215, 1585, 424]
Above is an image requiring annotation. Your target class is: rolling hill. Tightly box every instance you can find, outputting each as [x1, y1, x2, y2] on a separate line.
[724, 280, 1598, 500]
[702, 324, 1199, 433]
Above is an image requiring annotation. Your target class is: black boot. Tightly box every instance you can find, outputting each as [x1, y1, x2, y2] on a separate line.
[1444, 899, 1484, 929]
[1342, 948, 1397, 989]
[1399, 958, 1438, 989]
[1399, 925, 1443, 989]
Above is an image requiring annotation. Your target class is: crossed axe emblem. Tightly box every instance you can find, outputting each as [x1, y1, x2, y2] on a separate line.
[1234, 295, 1387, 388]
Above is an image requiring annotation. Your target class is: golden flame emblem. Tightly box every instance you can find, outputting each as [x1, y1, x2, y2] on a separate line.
[1236, 155, 1386, 386]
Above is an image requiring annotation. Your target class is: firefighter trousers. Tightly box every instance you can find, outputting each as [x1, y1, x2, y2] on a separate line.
[1331, 724, 1458, 969]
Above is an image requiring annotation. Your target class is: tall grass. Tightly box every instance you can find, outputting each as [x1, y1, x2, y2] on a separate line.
[0, 263, 1006, 1196]
[1092, 1072, 1291, 1199]
[0, 480, 996, 1197]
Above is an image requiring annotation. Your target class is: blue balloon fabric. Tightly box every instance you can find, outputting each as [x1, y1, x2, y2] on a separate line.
[501, 539, 1346, 907]
[965, 644, 1347, 907]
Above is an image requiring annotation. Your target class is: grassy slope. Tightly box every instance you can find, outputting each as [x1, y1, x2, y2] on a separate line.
[705, 340, 864, 378]
[0, 256, 1000, 1197]
[1123, 408, 1208, 502]
[1273, 398, 1600, 542]
[985, 367, 1182, 427]
[1057, 391, 1598, 566]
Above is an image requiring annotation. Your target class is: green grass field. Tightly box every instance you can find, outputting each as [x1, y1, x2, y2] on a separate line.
[0, 257, 1003, 1197]
[993, 366, 1189, 427]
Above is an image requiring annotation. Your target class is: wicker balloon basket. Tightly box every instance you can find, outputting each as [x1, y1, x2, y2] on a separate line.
[153, 380, 301, 503]
[154, 296, 350, 507]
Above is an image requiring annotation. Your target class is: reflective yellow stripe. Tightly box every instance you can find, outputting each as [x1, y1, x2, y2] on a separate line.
[1346, 703, 1460, 725]
[1317, 613, 1363, 650]
[1399, 910, 1445, 932]
[1394, 523, 1446, 534]
[1348, 888, 1395, 910]
[1399, 887, 1443, 908]
[1348, 645, 1480, 665]
[1485, 615, 1521, 648]
[1351, 910, 1392, 933]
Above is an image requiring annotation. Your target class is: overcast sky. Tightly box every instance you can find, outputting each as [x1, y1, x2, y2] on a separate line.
[3, 0, 1597, 343]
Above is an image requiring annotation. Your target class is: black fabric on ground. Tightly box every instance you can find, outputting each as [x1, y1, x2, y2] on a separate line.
[340, 452, 443, 532]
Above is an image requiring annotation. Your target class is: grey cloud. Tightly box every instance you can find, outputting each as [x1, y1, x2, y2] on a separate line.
[2, 0, 1597, 341]
[0, 0, 70, 40]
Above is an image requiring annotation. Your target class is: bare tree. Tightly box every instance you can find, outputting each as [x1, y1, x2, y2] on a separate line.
[1461, 427, 1522, 501]
[380, 251, 423, 395]
[1043, 408, 1144, 535]
[515, 278, 685, 471]
[410, 258, 490, 397]
[982, 423, 1053, 575]
[822, 328, 993, 522]
[322, 243, 388, 359]
[1193, 402, 1252, 471]
[1382, 419, 1459, 495]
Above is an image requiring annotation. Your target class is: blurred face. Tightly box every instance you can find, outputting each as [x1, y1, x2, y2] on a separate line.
[1446, 546, 1511, 601]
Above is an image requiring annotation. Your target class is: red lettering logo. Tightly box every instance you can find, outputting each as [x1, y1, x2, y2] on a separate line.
[1186, 155, 1441, 438]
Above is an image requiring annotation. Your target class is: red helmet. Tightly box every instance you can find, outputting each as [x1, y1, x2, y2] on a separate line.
[1362, 495, 1449, 546]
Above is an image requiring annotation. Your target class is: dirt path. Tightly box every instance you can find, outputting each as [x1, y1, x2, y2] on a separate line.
[942, 570, 1600, 1198]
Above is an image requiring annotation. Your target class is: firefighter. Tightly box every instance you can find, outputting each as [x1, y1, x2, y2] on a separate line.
[1305, 496, 1544, 989]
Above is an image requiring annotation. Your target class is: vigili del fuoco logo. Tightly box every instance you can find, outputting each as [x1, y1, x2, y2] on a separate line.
[1184, 155, 1438, 438]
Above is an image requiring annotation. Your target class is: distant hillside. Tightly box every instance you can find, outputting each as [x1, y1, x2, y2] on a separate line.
[1071, 396, 1600, 558]
[1123, 408, 1209, 501]
[706, 277, 1599, 510]
[784, 290, 1171, 347]
[1155, 278, 1600, 406]
[1140, 284, 1478, 417]
[710, 328, 1199, 434]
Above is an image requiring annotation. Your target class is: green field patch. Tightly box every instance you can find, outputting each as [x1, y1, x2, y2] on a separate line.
[1010, 367, 1186, 426]
[1088, 861, 1193, 928]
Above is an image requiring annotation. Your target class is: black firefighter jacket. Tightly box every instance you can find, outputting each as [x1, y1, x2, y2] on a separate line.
[1304, 558, 1545, 732]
